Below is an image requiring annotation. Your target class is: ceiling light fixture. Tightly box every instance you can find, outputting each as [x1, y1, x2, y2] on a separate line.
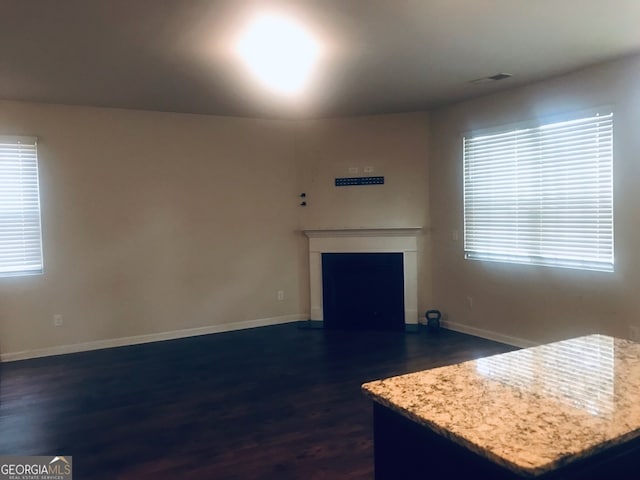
[235, 12, 322, 97]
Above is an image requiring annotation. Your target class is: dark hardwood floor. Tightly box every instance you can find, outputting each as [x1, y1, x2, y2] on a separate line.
[0, 324, 516, 479]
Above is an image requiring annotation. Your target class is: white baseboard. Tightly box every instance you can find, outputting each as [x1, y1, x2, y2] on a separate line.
[1, 313, 307, 363]
[439, 319, 537, 349]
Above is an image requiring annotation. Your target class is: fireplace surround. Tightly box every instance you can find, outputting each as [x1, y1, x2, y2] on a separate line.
[303, 228, 422, 332]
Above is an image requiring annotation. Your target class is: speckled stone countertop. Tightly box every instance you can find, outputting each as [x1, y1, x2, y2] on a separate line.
[362, 335, 640, 477]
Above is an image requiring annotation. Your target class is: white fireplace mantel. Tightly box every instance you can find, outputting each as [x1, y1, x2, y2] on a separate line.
[303, 227, 423, 329]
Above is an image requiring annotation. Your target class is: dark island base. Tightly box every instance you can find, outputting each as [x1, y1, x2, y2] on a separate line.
[373, 403, 640, 480]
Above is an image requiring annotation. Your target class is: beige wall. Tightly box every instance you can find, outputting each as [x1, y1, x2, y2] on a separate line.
[0, 103, 432, 358]
[295, 113, 430, 230]
[0, 101, 305, 357]
[429, 55, 640, 345]
[4, 52, 637, 357]
[294, 112, 432, 315]
[7, 52, 634, 357]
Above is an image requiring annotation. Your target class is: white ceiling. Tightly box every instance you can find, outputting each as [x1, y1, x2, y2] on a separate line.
[1, 0, 639, 118]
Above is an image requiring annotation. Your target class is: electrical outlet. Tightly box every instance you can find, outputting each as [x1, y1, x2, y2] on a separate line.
[348, 167, 359, 174]
[629, 325, 640, 342]
[363, 166, 374, 173]
[53, 314, 63, 327]
[465, 296, 473, 309]
[277, 290, 285, 301]
[452, 230, 459, 241]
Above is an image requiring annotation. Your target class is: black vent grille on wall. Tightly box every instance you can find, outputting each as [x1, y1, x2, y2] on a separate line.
[335, 176, 384, 186]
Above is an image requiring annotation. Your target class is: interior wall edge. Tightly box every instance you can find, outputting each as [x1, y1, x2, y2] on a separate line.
[441, 320, 538, 349]
[0, 313, 307, 363]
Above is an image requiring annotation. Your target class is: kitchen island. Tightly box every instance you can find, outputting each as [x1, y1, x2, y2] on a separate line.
[362, 335, 640, 479]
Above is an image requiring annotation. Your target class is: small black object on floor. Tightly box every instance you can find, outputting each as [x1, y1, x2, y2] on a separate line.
[426, 309, 441, 333]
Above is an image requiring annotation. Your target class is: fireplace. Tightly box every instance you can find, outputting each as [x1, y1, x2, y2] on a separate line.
[303, 228, 422, 332]
[322, 252, 404, 331]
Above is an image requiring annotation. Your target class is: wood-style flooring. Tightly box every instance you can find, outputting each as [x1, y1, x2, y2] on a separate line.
[0, 324, 516, 479]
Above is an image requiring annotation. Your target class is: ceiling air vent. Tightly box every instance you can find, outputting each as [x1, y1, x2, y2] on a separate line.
[470, 73, 512, 84]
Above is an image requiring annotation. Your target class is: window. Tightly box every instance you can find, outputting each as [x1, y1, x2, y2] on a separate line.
[463, 112, 613, 272]
[0, 136, 43, 276]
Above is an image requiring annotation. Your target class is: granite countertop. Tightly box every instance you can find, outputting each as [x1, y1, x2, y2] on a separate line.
[362, 334, 640, 477]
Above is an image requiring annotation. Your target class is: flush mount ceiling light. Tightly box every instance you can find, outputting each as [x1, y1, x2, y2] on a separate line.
[235, 12, 322, 97]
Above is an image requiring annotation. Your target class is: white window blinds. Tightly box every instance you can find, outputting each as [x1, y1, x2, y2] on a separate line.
[0, 136, 43, 276]
[463, 112, 613, 272]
